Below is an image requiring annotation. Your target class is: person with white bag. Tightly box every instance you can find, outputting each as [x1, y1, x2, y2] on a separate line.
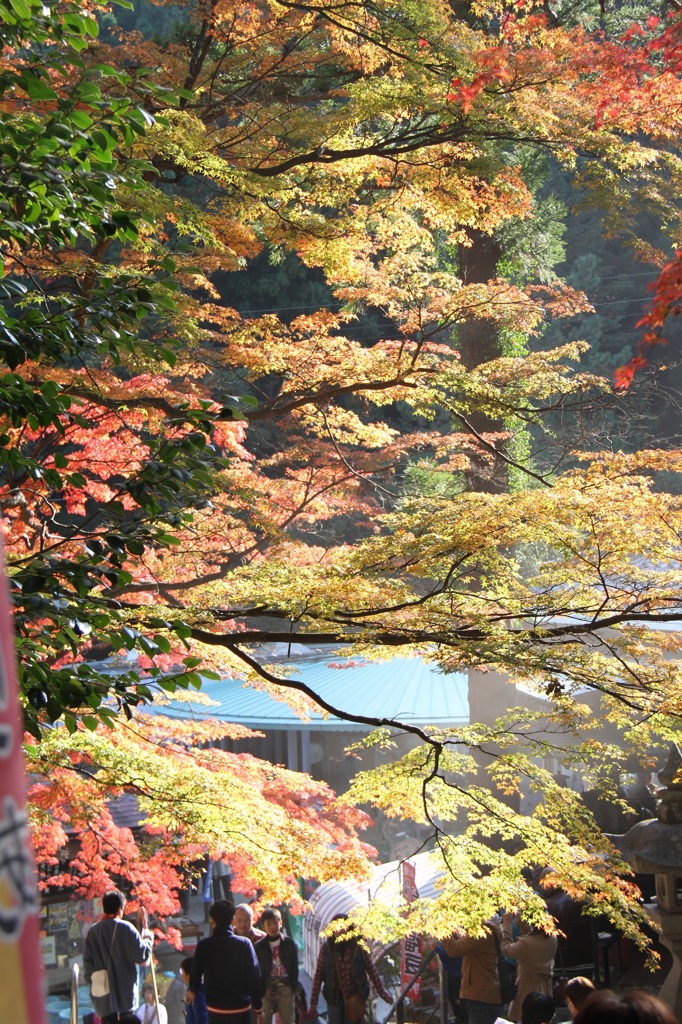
[84, 890, 154, 1024]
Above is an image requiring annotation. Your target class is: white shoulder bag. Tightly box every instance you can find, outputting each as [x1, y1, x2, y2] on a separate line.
[90, 921, 119, 998]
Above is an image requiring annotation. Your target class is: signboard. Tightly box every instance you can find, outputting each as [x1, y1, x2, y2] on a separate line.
[0, 533, 47, 1024]
[40, 936, 57, 968]
[399, 861, 422, 1001]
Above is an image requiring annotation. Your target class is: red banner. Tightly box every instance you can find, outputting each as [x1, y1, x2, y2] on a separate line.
[0, 533, 47, 1024]
[399, 861, 422, 1001]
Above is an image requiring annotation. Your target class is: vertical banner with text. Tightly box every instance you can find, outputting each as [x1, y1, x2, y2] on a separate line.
[400, 861, 422, 1001]
[0, 533, 47, 1024]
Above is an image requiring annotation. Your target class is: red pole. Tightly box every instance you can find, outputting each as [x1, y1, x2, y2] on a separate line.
[0, 531, 47, 1024]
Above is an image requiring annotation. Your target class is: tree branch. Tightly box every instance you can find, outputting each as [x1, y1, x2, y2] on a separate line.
[221, 638, 438, 744]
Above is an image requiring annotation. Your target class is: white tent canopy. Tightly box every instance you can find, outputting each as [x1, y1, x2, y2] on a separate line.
[302, 852, 442, 976]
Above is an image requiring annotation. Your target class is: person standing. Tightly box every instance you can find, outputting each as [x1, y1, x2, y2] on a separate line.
[83, 890, 154, 1024]
[188, 900, 263, 1024]
[202, 859, 214, 924]
[435, 941, 467, 1023]
[181, 957, 208, 1024]
[442, 922, 504, 1024]
[163, 968, 188, 1024]
[498, 913, 556, 1023]
[212, 858, 233, 901]
[255, 909, 298, 1024]
[233, 903, 266, 945]
[308, 918, 391, 1024]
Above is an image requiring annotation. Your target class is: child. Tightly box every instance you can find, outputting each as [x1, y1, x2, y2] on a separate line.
[181, 957, 208, 1024]
[254, 910, 299, 1024]
[136, 984, 168, 1024]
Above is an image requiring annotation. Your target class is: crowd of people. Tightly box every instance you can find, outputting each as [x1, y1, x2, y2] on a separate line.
[82, 890, 680, 1024]
[83, 895, 299, 1024]
[436, 910, 675, 1024]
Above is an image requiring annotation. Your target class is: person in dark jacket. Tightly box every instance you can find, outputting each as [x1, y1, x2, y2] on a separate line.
[83, 890, 154, 1024]
[435, 941, 467, 1023]
[188, 900, 263, 1024]
[255, 909, 299, 1024]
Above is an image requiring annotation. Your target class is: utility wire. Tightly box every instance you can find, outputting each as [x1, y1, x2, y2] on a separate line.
[229, 282, 663, 318]
[226, 268, 665, 316]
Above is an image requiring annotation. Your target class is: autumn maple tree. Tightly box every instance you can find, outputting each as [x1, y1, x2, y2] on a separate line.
[5, 0, 682, 945]
[26, 712, 374, 918]
[605, 10, 682, 386]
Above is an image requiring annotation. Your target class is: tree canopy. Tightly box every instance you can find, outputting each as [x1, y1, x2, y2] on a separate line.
[4, 0, 682, 947]
[27, 711, 374, 919]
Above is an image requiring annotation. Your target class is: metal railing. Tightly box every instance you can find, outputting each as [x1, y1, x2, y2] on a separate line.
[70, 962, 79, 1024]
[381, 949, 447, 1024]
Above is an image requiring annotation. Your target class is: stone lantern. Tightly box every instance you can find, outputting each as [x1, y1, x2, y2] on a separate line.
[616, 745, 682, 1017]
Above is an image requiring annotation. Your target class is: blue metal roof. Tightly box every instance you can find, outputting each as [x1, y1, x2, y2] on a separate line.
[153, 657, 469, 731]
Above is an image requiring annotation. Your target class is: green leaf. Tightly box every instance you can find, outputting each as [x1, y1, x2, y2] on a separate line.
[66, 35, 88, 51]
[152, 634, 171, 654]
[22, 75, 59, 100]
[8, 0, 31, 18]
[69, 109, 93, 130]
[159, 347, 177, 367]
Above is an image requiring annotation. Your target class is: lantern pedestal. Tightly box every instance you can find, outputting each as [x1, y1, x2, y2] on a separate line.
[643, 905, 682, 1019]
[613, 747, 682, 1015]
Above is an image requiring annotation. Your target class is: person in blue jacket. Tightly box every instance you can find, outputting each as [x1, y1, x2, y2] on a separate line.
[181, 957, 208, 1024]
[84, 890, 154, 1024]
